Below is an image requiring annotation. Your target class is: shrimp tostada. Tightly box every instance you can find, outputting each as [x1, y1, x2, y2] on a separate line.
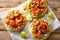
[29, 18, 52, 40]
[25, 0, 48, 18]
[4, 9, 27, 31]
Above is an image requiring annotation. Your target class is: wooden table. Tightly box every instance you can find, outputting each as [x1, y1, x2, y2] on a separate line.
[47, 0, 60, 20]
[46, 0, 60, 40]
[0, 0, 60, 40]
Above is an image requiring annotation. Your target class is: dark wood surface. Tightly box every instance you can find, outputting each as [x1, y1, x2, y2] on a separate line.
[0, 0, 60, 40]
[47, 0, 60, 20]
[47, 0, 60, 40]
[0, 21, 12, 40]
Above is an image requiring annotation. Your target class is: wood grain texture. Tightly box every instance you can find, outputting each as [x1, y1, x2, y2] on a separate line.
[47, 27, 60, 40]
[0, 0, 25, 8]
[47, 0, 60, 20]
[47, 0, 60, 2]
[47, 0, 60, 40]
[0, 31, 12, 40]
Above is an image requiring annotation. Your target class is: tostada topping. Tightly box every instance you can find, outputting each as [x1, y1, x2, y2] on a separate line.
[29, 0, 47, 14]
[6, 10, 25, 30]
[32, 19, 49, 38]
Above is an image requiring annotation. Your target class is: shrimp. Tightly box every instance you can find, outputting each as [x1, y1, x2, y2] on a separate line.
[9, 20, 15, 26]
[15, 16, 23, 23]
[9, 15, 14, 19]
[15, 22, 21, 26]
[39, 20, 44, 25]
[32, 27, 37, 33]
[34, 32, 41, 38]
[33, 20, 40, 26]
[15, 18, 21, 23]
[42, 23, 49, 31]
[37, 25, 42, 31]
[38, 20, 49, 31]
[14, 10, 20, 17]
[8, 11, 14, 19]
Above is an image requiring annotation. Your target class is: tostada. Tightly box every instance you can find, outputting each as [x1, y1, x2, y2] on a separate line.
[25, 0, 48, 18]
[4, 9, 27, 31]
[29, 18, 52, 40]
